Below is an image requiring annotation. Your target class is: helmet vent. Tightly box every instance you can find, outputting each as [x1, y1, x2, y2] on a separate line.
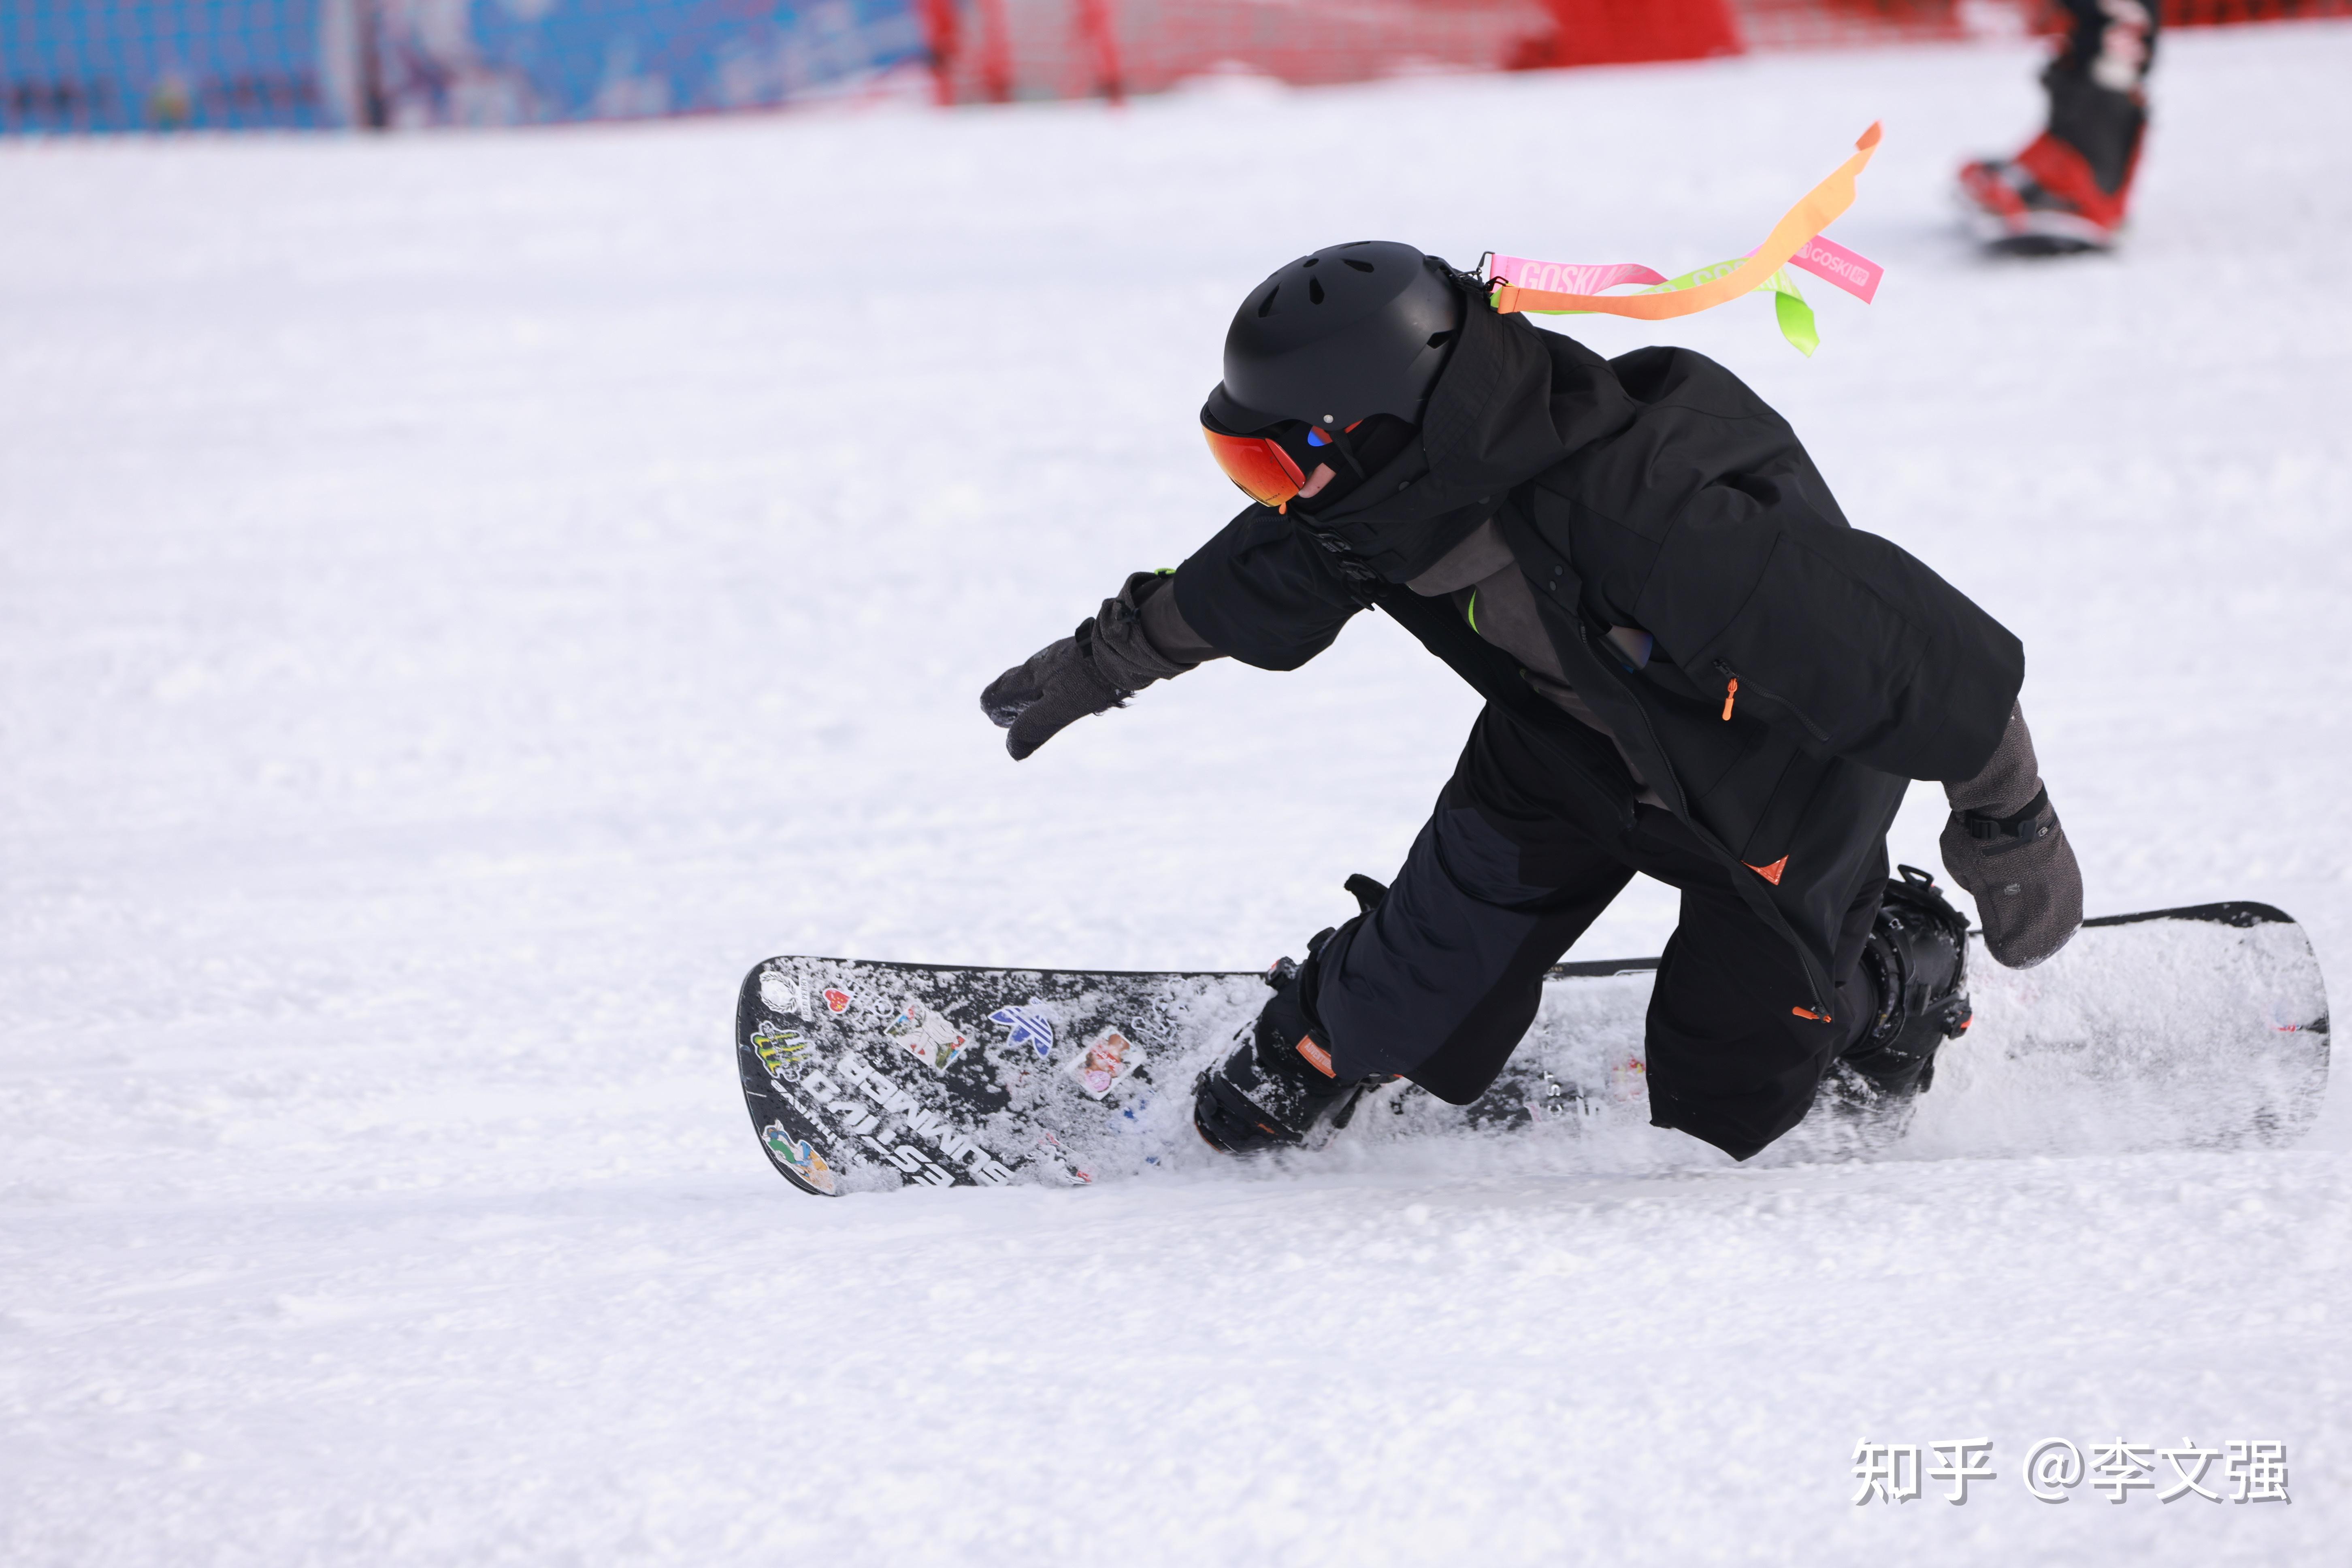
[1343, 258, 1375, 273]
[1308, 277, 1326, 305]
[1257, 286, 1279, 317]
[1302, 256, 1319, 267]
[1426, 330, 1455, 348]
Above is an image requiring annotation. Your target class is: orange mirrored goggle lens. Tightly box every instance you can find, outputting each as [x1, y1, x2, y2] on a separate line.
[1203, 427, 1305, 508]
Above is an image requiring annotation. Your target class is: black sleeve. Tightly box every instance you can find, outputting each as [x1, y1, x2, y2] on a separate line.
[1170, 506, 1366, 673]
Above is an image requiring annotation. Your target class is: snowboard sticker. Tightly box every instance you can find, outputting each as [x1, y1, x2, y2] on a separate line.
[735, 903, 2330, 1196]
[887, 999, 970, 1073]
[1066, 1029, 1138, 1098]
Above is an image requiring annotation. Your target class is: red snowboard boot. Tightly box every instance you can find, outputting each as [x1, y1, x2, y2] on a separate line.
[1958, 130, 2137, 255]
[1960, 13, 2153, 258]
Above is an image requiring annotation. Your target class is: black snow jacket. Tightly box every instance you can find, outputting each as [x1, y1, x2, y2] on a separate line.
[1172, 281, 2024, 1016]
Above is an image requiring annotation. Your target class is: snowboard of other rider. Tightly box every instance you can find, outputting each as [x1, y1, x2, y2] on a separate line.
[981, 243, 2084, 1161]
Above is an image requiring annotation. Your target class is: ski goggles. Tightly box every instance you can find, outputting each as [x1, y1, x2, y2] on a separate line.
[1201, 421, 1359, 511]
[1202, 426, 1304, 508]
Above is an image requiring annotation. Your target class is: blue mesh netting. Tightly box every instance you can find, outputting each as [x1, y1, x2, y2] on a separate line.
[0, 0, 930, 132]
[373, 0, 928, 127]
[2, 1, 330, 130]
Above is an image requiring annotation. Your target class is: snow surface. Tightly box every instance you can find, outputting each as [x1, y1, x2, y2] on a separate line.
[5, 23, 2352, 1564]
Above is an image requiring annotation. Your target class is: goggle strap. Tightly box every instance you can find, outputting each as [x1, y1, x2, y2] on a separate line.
[1327, 424, 1368, 480]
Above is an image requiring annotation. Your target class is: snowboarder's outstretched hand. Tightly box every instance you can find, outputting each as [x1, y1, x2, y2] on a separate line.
[982, 573, 1215, 761]
[1939, 702, 2082, 968]
[982, 627, 1130, 761]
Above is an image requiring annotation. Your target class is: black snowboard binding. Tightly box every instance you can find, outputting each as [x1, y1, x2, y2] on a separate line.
[1828, 865, 1975, 1118]
[1194, 878, 1394, 1155]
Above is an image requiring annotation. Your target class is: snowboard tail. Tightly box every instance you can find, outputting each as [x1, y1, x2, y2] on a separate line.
[735, 902, 2329, 1195]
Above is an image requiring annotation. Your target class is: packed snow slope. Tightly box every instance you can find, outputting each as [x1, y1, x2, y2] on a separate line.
[5, 24, 2351, 1566]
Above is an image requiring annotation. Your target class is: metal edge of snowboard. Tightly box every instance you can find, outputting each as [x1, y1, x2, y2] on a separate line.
[730, 950, 1669, 984]
[2081, 901, 2295, 931]
[735, 904, 2293, 995]
[1538, 905, 2300, 978]
[740, 954, 1244, 984]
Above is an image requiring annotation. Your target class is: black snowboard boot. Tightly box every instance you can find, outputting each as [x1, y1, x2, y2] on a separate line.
[1194, 878, 1393, 1154]
[1828, 865, 1975, 1115]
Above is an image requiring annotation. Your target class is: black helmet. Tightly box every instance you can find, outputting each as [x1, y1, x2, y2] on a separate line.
[1203, 242, 1465, 435]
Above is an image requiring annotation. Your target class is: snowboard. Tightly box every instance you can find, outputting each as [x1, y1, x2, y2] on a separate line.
[735, 902, 2329, 1196]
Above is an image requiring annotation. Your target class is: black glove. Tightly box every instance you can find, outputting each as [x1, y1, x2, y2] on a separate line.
[982, 573, 1210, 761]
[1939, 703, 2082, 968]
[982, 622, 1130, 761]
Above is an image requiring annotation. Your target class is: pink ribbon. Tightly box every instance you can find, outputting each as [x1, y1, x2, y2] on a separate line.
[1491, 235, 1882, 306]
[1784, 236, 1881, 303]
[1488, 256, 1666, 295]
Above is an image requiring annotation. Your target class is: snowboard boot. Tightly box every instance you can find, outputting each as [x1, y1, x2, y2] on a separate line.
[1193, 878, 1394, 1155]
[1958, 70, 2147, 255]
[1957, 130, 2133, 254]
[1826, 865, 1975, 1123]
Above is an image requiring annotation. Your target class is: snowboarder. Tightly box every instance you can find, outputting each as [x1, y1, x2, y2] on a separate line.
[1958, 0, 2158, 252]
[982, 243, 2083, 1161]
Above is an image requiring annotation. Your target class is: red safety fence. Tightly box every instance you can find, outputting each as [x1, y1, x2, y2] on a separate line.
[1732, 0, 1973, 51]
[916, 0, 1753, 103]
[918, 0, 2352, 104]
[2162, 0, 2352, 20]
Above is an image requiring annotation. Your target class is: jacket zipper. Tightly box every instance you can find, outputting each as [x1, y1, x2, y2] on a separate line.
[1713, 660, 1829, 743]
[1583, 626, 1830, 1013]
[1519, 534, 1838, 1019]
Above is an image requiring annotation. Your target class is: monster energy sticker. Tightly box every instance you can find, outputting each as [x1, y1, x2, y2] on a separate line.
[751, 1025, 810, 1077]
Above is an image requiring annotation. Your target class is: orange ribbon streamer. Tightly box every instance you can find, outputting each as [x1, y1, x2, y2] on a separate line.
[1490, 124, 1883, 322]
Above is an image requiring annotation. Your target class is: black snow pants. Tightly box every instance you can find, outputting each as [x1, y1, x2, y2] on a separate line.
[1311, 705, 1885, 1161]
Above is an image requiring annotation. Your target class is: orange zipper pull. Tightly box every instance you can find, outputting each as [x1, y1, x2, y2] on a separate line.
[1721, 677, 1738, 721]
